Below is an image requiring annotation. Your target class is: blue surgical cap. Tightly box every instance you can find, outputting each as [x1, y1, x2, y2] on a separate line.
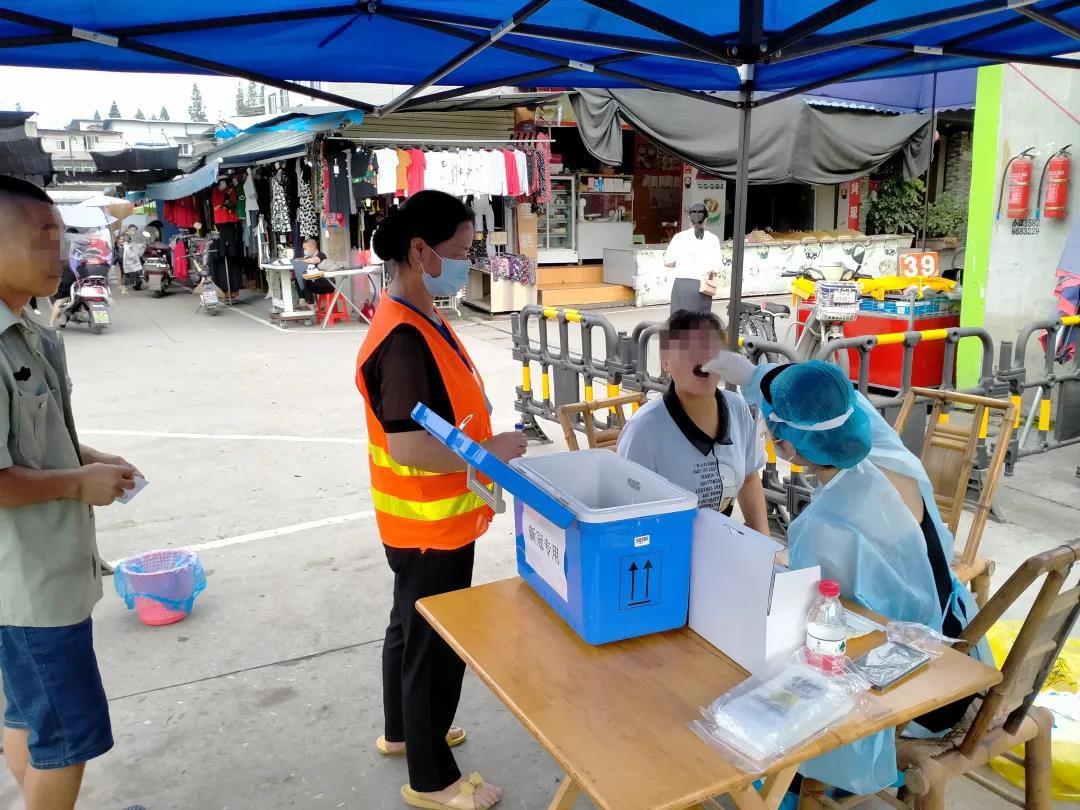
[760, 361, 871, 469]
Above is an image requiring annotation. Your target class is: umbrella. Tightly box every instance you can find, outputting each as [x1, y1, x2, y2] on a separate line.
[57, 204, 116, 229]
[78, 195, 135, 219]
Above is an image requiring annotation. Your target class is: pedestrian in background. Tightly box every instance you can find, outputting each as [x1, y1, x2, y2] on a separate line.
[0, 175, 139, 810]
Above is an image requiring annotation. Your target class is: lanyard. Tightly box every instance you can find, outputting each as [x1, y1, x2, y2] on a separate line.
[390, 296, 472, 371]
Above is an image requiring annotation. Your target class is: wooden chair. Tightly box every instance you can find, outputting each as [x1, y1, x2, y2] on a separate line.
[555, 392, 647, 451]
[894, 538, 1080, 810]
[893, 388, 1017, 607]
[801, 539, 1080, 810]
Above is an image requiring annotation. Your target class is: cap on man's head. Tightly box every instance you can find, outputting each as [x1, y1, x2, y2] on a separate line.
[0, 175, 53, 206]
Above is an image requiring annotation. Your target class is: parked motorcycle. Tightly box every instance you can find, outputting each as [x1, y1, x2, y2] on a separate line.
[188, 237, 224, 315]
[141, 225, 173, 297]
[56, 274, 113, 334]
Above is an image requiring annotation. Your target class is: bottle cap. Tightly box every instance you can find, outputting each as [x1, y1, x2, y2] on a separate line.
[818, 580, 840, 598]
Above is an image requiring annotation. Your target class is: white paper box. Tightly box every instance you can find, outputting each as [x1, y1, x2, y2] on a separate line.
[689, 510, 821, 674]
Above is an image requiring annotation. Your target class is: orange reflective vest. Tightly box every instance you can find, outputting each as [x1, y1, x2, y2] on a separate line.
[356, 297, 494, 551]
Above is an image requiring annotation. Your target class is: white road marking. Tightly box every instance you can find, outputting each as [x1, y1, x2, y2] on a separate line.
[108, 510, 376, 563]
[228, 305, 367, 334]
[81, 429, 366, 445]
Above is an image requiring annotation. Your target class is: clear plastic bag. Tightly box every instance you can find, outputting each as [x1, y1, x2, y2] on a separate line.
[691, 649, 871, 773]
[886, 621, 958, 657]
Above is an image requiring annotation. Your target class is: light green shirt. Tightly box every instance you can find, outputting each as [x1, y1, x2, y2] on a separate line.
[0, 301, 102, 627]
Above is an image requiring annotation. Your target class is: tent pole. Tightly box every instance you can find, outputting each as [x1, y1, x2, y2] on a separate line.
[728, 80, 753, 353]
[920, 73, 938, 252]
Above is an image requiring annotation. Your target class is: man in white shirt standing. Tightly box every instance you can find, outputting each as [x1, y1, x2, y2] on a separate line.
[664, 203, 722, 316]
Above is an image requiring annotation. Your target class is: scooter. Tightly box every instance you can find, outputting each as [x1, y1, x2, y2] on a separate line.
[189, 238, 224, 316]
[56, 273, 113, 334]
[140, 223, 173, 297]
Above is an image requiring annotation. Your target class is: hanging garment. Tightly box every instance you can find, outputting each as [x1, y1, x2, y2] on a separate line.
[297, 178, 319, 238]
[212, 186, 240, 225]
[270, 177, 291, 234]
[172, 238, 189, 282]
[284, 160, 300, 215]
[514, 150, 529, 196]
[164, 196, 200, 229]
[535, 133, 553, 204]
[406, 148, 426, 196]
[502, 150, 521, 197]
[490, 254, 537, 285]
[253, 169, 272, 216]
[352, 147, 378, 201]
[375, 148, 399, 196]
[472, 194, 494, 234]
[243, 173, 259, 211]
[327, 152, 352, 217]
[235, 182, 246, 219]
[395, 149, 411, 196]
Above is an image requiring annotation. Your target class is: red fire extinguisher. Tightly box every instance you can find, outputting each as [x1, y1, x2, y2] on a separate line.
[998, 148, 1036, 220]
[1038, 146, 1071, 220]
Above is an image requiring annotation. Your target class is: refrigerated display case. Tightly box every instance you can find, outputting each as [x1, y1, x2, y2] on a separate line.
[537, 175, 578, 264]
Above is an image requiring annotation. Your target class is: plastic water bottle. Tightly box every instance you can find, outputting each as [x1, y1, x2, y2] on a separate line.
[806, 580, 848, 672]
[514, 422, 525, 432]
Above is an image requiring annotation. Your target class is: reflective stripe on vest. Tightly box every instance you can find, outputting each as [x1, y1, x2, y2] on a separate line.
[369, 442, 439, 477]
[370, 483, 492, 523]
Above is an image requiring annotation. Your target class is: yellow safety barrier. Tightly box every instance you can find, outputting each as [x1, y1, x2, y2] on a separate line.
[873, 327, 953, 347]
[938, 412, 950, 424]
[564, 310, 583, 323]
[1011, 395, 1022, 429]
[584, 383, 594, 401]
[541, 370, 551, 402]
[540, 306, 582, 322]
[790, 463, 804, 474]
[631, 400, 641, 413]
[979, 408, 990, 440]
[1040, 397, 1053, 432]
[521, 365, 532, 393]
[765, 439, 777, 465]
[1063, 315, 1080, 326]
[541, 307, 558, 319]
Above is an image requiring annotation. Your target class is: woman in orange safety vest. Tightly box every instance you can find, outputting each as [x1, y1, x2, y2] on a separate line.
[356, 190, 525, 810]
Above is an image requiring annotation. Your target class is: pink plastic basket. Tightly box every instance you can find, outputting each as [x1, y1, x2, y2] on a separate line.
[134, 596, 189, 626]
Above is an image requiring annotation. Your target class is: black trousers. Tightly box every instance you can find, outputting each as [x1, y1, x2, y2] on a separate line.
[383, 543, 475, 792]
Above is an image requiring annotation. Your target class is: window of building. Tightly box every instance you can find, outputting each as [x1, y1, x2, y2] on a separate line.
[267, 94, 279, 114]
[55, 139, 66, 150]
[179, 143, 193, 156]
[86, 136, 97, 148]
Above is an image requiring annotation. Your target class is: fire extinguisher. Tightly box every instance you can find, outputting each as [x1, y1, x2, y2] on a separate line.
[1037, 145, 1071, 220]
[997, 147, 1037, 220]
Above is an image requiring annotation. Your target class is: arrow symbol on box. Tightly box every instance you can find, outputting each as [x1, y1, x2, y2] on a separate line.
[629, 561, 638, 600]
[644, 560, 653, 598]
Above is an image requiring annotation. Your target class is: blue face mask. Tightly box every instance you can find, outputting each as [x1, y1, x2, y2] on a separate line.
[422, 248, 471, 297]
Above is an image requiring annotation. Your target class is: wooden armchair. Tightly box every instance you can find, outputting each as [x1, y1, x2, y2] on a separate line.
[894, 538, 1080, 810]
[801, 539, 1080, 810]
[555, 393, 647, 451]
[893, 388, 1017, 606]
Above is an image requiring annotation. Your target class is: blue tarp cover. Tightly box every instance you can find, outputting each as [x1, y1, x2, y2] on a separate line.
[0, 3, 1076, 95]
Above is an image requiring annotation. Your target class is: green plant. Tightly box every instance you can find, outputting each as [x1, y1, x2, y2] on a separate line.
[867, 176, 925, 235]
[924, 192, 967, 238]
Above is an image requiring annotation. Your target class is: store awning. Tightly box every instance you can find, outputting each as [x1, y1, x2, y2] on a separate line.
[0, 110, 51, 179]
[572, 89, 931, 183]
[804, 69, 977, 113]
[91, 146, 180, 172]
[144, 160, 220, 201]
[199, 109, 365, 168]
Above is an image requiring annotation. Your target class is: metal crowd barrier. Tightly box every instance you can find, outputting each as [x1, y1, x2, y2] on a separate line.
[511, 305, 631, 443]
[997, 314, 1080, 474]
[509, 305, 1078, 497]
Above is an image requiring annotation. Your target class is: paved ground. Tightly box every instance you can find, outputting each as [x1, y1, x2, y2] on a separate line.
[1, 291, 1077, 810]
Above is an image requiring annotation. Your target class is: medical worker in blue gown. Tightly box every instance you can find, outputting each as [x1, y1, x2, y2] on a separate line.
[705, 353, 990, 796]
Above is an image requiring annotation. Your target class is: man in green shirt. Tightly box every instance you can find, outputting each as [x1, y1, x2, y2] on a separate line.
[0, 175, 139, 809]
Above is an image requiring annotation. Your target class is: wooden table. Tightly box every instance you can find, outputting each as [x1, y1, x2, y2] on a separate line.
[418, 578, 1001, 810]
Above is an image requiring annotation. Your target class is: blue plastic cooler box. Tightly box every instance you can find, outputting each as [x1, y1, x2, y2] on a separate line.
[412, 404, 698, 645]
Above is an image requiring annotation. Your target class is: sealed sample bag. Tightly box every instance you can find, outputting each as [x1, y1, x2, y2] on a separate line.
[693, 649, 871, 773]
[115, 549, 207, 626]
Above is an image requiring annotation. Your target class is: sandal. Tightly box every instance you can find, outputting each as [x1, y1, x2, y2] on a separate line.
[400, 773, 500, 810]
[377, 727, 467, 756]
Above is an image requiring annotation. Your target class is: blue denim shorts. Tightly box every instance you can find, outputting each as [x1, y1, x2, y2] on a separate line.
[0, 618, 113, 769]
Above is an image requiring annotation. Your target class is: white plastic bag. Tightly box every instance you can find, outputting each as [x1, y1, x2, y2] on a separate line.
[886, 621, 958, 657]
[692, 649, 871, 773]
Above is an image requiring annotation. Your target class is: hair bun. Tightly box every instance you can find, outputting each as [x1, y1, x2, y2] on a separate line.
[372, 209, 405, 263]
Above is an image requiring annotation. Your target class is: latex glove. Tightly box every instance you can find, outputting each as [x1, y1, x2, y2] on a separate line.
[703, 351, 756, 388]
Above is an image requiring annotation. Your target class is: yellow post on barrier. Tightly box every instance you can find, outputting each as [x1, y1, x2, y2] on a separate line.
[521, 363, 532, 393]
[541, 368, 551, 402]
[564, 309, 582, 323]
[938, 412, 950, 424]
[542, 307, 558, 320]
[632, 400, 641, 413]
[1039, 397, 1052, 433]
[765, 438, 777, 465]
[1063, 315, 1080, 326]
[875, 332, 907, 346]
[920, 328, 950, 341]
[1011, 395, 1022, 429]
[790, 464, 804, 474]
[979, 408, 990, 440]
[584, 382, 594, 401]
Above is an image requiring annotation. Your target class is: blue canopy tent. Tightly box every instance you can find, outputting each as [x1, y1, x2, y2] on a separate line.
[806, 68, 977, 112]
[1, 1, 1079, 343]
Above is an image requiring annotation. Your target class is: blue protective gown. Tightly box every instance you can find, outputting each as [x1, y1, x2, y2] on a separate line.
[745, 365, 988, 794]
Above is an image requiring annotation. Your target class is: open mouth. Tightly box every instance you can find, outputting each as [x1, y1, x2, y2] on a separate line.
[692, 365, 709, 379]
